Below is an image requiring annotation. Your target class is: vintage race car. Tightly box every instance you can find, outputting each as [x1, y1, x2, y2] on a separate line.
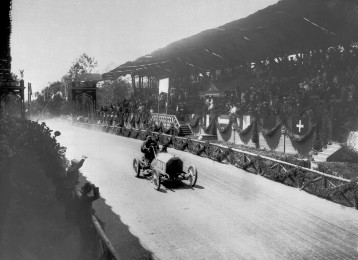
[133, 150, 198, 190]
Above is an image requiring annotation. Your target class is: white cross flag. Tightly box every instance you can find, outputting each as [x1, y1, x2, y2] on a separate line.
[158, 78, 169, 94]
[292, 117, 308, 135]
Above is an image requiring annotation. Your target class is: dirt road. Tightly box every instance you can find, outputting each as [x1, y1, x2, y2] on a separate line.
[48, 120, 358, 260]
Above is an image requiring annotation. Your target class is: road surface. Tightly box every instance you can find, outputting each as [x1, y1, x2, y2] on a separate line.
[47, 120, 358, 260]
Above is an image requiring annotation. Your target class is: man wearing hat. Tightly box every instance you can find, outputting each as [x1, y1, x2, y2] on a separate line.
[63, 156, 87, 189]
[62, 155, 87, 220]
[141, 135, 158, 165]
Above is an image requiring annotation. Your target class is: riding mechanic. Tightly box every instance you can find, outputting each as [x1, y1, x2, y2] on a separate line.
[141, 135, 159, 165]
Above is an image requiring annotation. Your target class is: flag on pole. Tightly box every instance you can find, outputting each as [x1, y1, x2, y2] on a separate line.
[158, 78, 169, 94]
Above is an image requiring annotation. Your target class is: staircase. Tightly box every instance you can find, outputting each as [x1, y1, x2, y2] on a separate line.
[312, 142, 341, 163]
[178, 124, 192, 136]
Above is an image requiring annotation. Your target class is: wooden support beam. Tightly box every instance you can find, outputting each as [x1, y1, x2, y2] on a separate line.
[300, 176, 322, 191]
[340, 193, 354, 207]
[327, 179, 337, 188]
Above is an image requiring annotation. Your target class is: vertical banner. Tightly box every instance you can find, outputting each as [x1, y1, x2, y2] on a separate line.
[158, 78, 169, 94]
[243, 115, 251, 129]
[159, 78, 169, 114]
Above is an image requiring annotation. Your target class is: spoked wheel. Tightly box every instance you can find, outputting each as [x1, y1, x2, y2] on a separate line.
[152, 170, 161, 191]
[186, 166, 198, 187]
[133, 158, 141, 177]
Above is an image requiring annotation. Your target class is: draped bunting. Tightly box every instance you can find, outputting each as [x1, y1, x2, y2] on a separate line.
[252, 120, 259, 144]
[261, 121, 283, 138]
[101, 110, 317, 146]
[286, 124, 317, 143]
[70, 120, 358, 209]
[216, 119, 233, 134]
[234, 121, 254, 135]
[189, 115, 201, 128]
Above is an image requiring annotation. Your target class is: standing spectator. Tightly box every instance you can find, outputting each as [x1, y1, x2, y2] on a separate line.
[76, 182, 100, 259]
[62, 156, 87, 220]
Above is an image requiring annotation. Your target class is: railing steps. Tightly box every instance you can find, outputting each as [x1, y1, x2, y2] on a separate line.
[178, 124, 192, 136]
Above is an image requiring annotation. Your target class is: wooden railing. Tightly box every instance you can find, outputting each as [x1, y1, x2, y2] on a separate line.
[91, 215, 119, 259]
[151, 113, 180, 128]
[67, 119, 358, 210]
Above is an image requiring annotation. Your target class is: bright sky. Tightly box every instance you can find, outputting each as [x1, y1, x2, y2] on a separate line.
[11, 0, 278, 93]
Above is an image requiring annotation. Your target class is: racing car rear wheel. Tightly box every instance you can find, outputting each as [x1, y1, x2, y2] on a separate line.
[152, 170, 161, 191]
[187, 166, 198, 187]
[133, 158, 141, 177]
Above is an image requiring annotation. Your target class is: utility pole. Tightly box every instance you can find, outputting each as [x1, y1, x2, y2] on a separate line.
[28, 82, 32, 115]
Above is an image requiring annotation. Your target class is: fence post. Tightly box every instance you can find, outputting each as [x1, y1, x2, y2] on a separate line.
[296, 174, 302, 189]
[322, 177, 327, 189]
[354, 194, 358, 210]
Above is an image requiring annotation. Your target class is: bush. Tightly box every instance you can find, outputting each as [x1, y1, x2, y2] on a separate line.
[317, 162, 358, 180]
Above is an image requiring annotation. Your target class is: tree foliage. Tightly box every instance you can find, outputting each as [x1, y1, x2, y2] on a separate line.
[10, 73, 20, 85]
[63, 53, 98, 82]
[97, 78, 132, 107]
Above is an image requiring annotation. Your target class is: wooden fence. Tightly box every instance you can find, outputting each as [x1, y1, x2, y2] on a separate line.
[69, 119, 358, 211]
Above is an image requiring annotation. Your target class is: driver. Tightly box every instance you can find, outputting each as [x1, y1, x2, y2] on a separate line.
[141, 135, 158, 164]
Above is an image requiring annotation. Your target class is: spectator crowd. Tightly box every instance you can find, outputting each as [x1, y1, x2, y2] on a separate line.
[0, 115, 100, 258]
[70, 44, 358, 142]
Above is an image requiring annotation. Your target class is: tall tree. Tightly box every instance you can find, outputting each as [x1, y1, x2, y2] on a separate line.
[64, 53, 98, 81]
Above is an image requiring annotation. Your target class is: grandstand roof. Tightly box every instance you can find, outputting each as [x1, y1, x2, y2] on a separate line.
[103, 0, 358, 80]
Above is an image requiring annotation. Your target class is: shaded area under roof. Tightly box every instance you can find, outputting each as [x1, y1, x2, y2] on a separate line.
[103, 0, 358, 80]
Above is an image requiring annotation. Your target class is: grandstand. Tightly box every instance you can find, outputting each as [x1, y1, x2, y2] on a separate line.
[99, 0, 358, 155]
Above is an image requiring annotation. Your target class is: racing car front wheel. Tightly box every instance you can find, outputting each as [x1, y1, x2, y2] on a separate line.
[133, 158, 141, 177]
[187, 166, 198, 187]
[152, 170, 161, 191]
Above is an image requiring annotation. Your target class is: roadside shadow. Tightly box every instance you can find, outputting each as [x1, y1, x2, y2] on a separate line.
[134, 174, 205, 192]
[78, 176, 154, 260]
[137, 175, 168, 193]
[161, 181, 205, 191]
